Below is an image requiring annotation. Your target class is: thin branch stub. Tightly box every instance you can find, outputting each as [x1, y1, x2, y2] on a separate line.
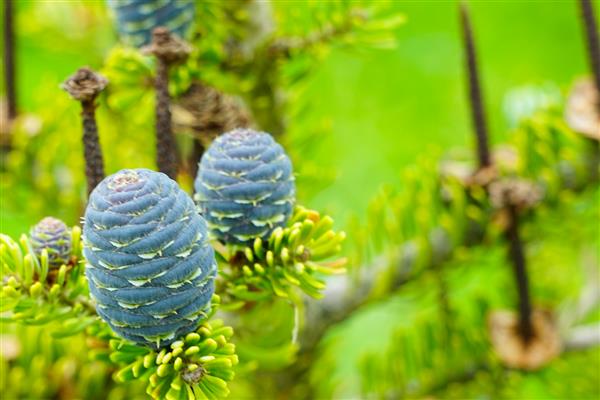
[142, 27, 192, 64]
[62, 67, 108, 103]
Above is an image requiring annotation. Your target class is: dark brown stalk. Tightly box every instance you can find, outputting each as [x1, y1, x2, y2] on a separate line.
[62, 68, 107, 196]
[459, 2, 492, 169]
[3, 0, 16, 119]
[577, 0, 600, 183]
[81, 100, 105, 195]
[189, 140, 205, 177]
[579, 0, 600, 102]
[505, 204, 533, 343]
[155, 58, 178, 179]
[143, 28, 191, 180]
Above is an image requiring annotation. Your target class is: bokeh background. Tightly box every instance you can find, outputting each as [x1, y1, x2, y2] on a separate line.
[1, 1, 599, 399]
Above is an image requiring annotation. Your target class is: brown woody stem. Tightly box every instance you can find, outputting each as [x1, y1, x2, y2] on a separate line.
[3, 0, 16, 119]
[143, 27, 191, 179]
[154, 58, 178, 179]
[81, 100, 105, 195]
[459, 2, 492, 169]
[505, 204, 533, 343]
[579, 0, 600, 101]
[61, 67, 107, 196]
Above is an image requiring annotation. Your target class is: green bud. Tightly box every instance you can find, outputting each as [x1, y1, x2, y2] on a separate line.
[244, 247, 254, 263]
[185, 332, 201, 344]
[172, 347, 183, 357]
[2, 285, 18, 297]
[7, 276, 19, 288]
[162, 352, 173, 364]
[157, 363, 170, 377]
[57, 265, 67, 286]
[143, 353, 155, 368]
[156, 349, 167, 364]
[173, 357, 183, 371]
[280, 248, 290, 265]
[254, 263, 265, 274]
[253, 237, 264, 259]
[185, 346, 200, 356]
[29, 281, 43, 297]
[299, 220, 315, 242]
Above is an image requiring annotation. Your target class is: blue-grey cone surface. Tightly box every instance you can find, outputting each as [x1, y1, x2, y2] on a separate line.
[194, 129, 296, 245]
[107, 0, 195, 47]
[30, 217, 72, 268]
[83, 168, 216, 348]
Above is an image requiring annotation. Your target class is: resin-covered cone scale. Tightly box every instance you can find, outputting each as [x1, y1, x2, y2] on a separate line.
[194, 129, 296, 245]
[83, 169, 216, 348]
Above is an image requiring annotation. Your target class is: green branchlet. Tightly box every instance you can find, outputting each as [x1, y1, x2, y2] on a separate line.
[0, 226, 95, 337]
[217, 206, 346, 308]
[105, 295, 238, 400]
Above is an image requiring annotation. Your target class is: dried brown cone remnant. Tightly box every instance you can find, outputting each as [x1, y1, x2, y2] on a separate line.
[62, 67, 108, 196]
[489, 178, 543, 211]
[489, 310, 561, 370]
[565, 78, 600, 183]
[173, 82, 253, 176]
[566, 78, 600, 141]
[142, 27, 192, 179]
[439, 147, 518, 190]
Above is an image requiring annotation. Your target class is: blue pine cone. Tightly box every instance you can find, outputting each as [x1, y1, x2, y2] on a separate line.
[83, 169, 216, 348]
[194, 129, 296, 245]
[30, 217, 72, 268]
[107, 0, 195, 47]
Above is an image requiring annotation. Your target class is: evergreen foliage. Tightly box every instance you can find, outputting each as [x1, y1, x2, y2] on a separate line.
[1, 1, 598, 399]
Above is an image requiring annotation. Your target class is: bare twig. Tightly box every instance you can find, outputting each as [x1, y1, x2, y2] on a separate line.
[3, 0, 16, 119]
[579, 0, 600, 102]
[459, 2, 492, 169]
[505, 204, 533, 342]
[489, 179, 542, 343]
[62, 68, 107, 196]
[143, 27, 191, 179]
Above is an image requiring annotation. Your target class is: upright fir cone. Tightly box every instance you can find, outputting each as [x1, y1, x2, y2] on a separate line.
[30, 217, 72, 268]
[194, 129, 296, 245]
[173, 82, 253, 177]
[83, 169, 216, 348]
[62, 67, 107, 196]
[459, 2, 492, 172]
[143, 27, 192, 180]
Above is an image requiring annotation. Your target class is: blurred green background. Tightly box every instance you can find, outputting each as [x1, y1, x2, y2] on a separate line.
[2, 1, 590, 232]
[1, 1, 598, 399]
